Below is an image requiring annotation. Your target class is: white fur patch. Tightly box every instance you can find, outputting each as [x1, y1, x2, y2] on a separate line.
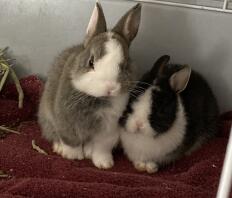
[134, 161, 159, 173]
[121, 96, 186, 164]
[53, 141, 84, 160]
[72, 33, 123, 97]
[84, 93, 129, 169]
[126, 87, 156, 136]
[83, 141, 93, 159]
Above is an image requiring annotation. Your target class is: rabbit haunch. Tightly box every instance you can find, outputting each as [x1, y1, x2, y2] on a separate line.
[72, 33, 124, 98]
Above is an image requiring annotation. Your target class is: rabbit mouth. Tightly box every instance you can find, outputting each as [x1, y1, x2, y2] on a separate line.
[105, 84, 121, 97]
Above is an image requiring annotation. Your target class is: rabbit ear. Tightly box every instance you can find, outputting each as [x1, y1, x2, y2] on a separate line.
[169, 65, 191, 93]
[112, 3, 141, 46]
[151, 55, 170, 75]
[84, 2, 107, 47]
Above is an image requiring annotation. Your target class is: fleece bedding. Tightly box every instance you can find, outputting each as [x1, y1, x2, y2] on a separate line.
[0, 76, 231, 198]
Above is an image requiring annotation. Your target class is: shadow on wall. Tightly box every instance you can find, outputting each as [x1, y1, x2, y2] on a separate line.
[199, 39, 231, 113]
[9, 50, 32, 78]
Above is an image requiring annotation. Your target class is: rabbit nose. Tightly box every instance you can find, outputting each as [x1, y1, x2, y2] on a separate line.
[136, 121, 144, 131]
[107, 83, 120, 96]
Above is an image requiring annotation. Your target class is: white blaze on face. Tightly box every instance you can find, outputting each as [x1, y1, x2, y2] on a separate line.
[72, 33, 123, 97]
[126, 87, 155, 136]
[126, 83, 161, 136]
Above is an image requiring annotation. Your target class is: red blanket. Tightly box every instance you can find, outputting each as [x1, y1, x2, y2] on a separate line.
[0, 76, 231, 198]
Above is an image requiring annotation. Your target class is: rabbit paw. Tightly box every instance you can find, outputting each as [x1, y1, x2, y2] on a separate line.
[92, 151, 114, 169]
[53, 142, 84, 160]
[134, 161, 158, 173]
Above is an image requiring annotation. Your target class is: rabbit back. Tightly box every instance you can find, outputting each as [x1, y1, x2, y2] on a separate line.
[38, 46, 81, 143]
[179, 69, 219, 153]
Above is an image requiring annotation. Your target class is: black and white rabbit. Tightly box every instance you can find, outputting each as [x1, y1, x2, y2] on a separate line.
[38, 3, 142, 169]
[119, 55, 219, 173]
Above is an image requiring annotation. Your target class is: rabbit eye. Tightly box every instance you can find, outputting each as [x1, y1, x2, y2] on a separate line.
[88, 56, 94, 69]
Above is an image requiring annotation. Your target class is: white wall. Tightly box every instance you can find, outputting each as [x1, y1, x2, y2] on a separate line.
[0, 0, 231, 112]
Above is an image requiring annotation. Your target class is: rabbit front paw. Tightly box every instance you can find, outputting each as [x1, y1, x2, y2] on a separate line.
[133, 161, 159, 173]
[53, 141, 84, 160]
[92, 151, 114, 169]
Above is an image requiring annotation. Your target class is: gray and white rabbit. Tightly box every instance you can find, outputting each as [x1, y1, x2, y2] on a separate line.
[119, 55, 219, 173]
[38, 3, 142, 169]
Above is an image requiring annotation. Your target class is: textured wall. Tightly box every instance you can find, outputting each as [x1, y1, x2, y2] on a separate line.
[0, 0, 231, 112]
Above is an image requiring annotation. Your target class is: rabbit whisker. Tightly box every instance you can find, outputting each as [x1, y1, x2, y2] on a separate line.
[125, 80, 153, 87]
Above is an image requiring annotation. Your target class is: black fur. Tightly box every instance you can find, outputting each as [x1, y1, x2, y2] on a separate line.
[119, 55, 171, 127]
[179, 68, 219, 152]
